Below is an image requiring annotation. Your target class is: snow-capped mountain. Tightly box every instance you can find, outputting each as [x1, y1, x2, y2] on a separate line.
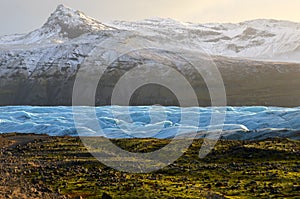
[0, 4, 114, 45]
[2, 5, 300, 62]
[0, 5, 300, 107]
[110, 18, 300, 62]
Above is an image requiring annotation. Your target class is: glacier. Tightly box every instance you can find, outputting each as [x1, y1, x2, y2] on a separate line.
[0, 106, 299, 140]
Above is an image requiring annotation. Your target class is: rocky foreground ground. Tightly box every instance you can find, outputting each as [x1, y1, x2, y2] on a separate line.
[0, 133, 299, 198]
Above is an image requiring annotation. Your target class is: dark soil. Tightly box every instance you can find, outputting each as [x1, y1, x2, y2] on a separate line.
[0, 133, 299, 199]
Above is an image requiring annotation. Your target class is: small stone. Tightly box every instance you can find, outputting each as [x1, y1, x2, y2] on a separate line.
[102, 192, 112, 199]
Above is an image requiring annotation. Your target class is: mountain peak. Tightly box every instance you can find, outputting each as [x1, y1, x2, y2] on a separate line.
[56, 4, 69, 11]
[41, 4, 114, 39]
[46, 4, 81, 25]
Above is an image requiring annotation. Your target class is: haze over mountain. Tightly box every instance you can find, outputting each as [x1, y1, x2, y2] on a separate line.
[0, 5, 299, 107]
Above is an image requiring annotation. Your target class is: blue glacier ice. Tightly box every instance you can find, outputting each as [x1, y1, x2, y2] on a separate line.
[0, 106, 299, 140]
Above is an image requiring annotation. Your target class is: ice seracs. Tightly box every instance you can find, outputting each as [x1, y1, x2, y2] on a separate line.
[0, 106, 299, 140]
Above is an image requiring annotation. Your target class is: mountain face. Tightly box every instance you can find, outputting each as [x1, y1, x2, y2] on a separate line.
[0, 5, 300, 106]
[111, 18, 300, 63]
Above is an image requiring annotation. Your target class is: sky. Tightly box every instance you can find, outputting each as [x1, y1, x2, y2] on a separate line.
[1, 0, 300, 36]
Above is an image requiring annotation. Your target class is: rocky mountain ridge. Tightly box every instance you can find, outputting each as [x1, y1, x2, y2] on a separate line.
[0, 5, 300, 106]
